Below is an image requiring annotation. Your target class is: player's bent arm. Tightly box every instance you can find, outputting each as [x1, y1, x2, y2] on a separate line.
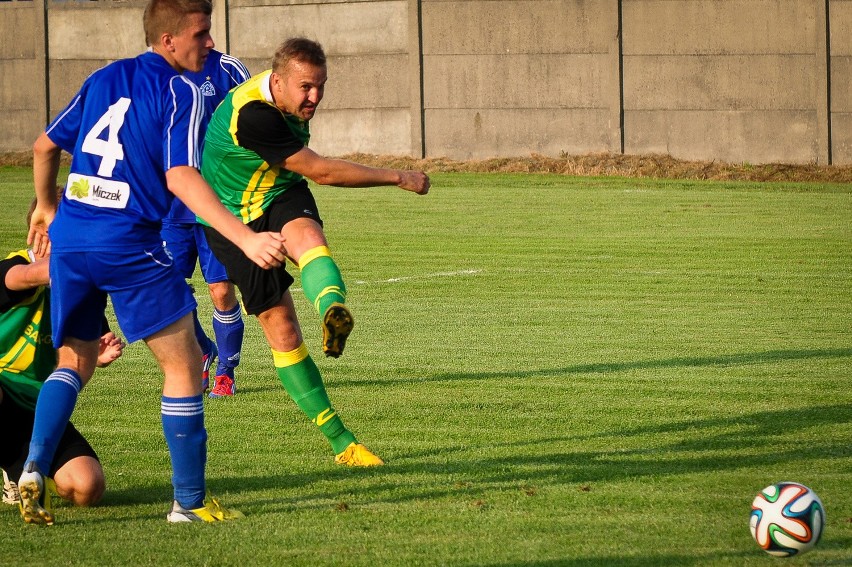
[284, 147, 430, 195]
[4, 258, 50, 292]
[165, 166, 287, 269]
[30, 133, 62, 254]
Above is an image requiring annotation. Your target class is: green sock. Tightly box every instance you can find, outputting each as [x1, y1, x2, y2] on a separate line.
[273, 344, 356, 454]
[298, 246, 346, 316]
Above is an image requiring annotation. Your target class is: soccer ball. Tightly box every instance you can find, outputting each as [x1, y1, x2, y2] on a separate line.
[750, 482, 825, 557]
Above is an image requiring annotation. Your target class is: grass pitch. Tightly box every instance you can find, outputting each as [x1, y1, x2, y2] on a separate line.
[0, 166, 850, 566]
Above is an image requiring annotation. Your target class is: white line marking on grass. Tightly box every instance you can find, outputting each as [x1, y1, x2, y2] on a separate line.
[292, 269, 482, 292]
[361, 269, 482, 285]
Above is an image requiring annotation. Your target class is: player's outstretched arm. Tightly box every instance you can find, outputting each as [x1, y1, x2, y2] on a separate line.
[165, 166, 287, 269]
[284, 147, 430, 195]
[30, 133, 62, 256]
[3, 258, 50, 291]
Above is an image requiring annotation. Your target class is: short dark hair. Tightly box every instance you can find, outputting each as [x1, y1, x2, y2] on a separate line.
[143, 0, 213, 47]
[272, 37, 326, 74]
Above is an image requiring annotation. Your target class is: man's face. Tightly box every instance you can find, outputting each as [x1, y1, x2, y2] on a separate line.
[169, 12, 214, 73]
[271, 60, 327, 121]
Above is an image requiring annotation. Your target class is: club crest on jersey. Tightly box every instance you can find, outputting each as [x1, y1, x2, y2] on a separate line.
[65, 173, 130, 209]
[199, 80, 216, 97]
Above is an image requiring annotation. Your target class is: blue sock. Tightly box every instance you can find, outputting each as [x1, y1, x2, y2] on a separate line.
[213, 305, 243, 378]
[192, 310, 213, 355]
[161, 395, 207, 509]
[27, 369, 82, 474]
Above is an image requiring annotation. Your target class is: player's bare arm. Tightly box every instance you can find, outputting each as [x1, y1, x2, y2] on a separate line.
[30, 133, 62, 255]
[165, 166, 287, 269]
[283, 147, 430, 195]
[4, 258, 50, 291]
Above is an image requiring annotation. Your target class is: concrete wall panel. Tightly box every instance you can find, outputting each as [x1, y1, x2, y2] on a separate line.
[0, 7, 38, 58]
[0, 2, 46, 150]
[425, 53, 607, 109]
[421, 0, 619, 159]
[423, 0, 610, 54]
[48, 6, 146, 59]
[831, 56, 852, 110]
[625, 110, 819, 164]
[830, 113, 852, 164]
[830, 1, 852, 55]
[0, 59, 40, 111]
[426, 109, 613, 159]
[0, 109, 44, 153]
[622, 0, 815, 55]
[830, 2, 852, 164]
[310, 108, 412, 156]
[624, 54, 817, 110]
[321, 54, 410, 109]
[229, 1, 407, 60]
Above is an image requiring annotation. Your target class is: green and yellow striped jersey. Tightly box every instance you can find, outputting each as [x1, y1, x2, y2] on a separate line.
[0, 250, 56, 411]
[201, 70, 310, 225]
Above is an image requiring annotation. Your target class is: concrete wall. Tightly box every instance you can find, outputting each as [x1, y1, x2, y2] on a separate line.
[831, 0, 852, 164]
[0, 0, 48, 155]
[622, 0, 827, 164]
[1, 0, 849, 165]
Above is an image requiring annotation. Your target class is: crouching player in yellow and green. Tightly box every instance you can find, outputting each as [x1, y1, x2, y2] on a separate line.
[200, 38, 430, 466]
[0, 204, 125, 524]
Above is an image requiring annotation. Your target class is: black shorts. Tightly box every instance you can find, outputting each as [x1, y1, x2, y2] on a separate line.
[204, 181, 324, 315]
[0, 394, 98, 480]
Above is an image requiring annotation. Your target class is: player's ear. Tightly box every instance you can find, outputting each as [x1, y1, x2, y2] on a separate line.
[159, 32, 176, 52]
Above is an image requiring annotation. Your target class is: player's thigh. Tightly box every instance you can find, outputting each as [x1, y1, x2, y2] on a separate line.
[202, 225, 295, 316]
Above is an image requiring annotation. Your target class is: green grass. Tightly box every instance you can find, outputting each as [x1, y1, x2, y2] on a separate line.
[0, 166, 850, 566]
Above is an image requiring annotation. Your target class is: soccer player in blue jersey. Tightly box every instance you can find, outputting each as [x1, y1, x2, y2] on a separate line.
[162, 50, 251, 398]
[20, 0, 286, 525]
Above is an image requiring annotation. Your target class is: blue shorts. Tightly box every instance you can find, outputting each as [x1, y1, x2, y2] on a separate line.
[161, 223, 228, 284]
[49, 245, 197, 345]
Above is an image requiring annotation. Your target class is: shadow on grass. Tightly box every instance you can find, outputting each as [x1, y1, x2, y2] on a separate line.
[100, 402, 852, 511]
[477, 534, 852, 566]
[225, 347, 852, 395]
[345, 347, 852, 387]
[95, 347, 852, 532]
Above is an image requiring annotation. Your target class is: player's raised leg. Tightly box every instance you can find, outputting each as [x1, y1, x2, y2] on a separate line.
[297, 246, 352, 358]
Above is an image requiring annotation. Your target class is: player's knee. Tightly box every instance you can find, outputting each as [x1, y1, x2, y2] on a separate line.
[71, 477, 105, 507]
[54, 458, 105, 507]
[55, 475, 104, 507]
[208, 281, 237, 310]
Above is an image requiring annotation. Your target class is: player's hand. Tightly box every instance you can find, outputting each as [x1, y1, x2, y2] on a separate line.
[398, 171, 430, 195]
[96, 331, 126, 367]
[27, 205, 56, 259]
[242, 231, 288, 269]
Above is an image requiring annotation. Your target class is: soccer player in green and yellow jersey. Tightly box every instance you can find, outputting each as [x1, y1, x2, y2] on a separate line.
[200, 37, 430, 466]
[0, 219, 124, 523]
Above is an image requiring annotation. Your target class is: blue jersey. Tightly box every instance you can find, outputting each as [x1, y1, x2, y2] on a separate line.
[165, 51, 251, 224]
[45, 51, 204, 251]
